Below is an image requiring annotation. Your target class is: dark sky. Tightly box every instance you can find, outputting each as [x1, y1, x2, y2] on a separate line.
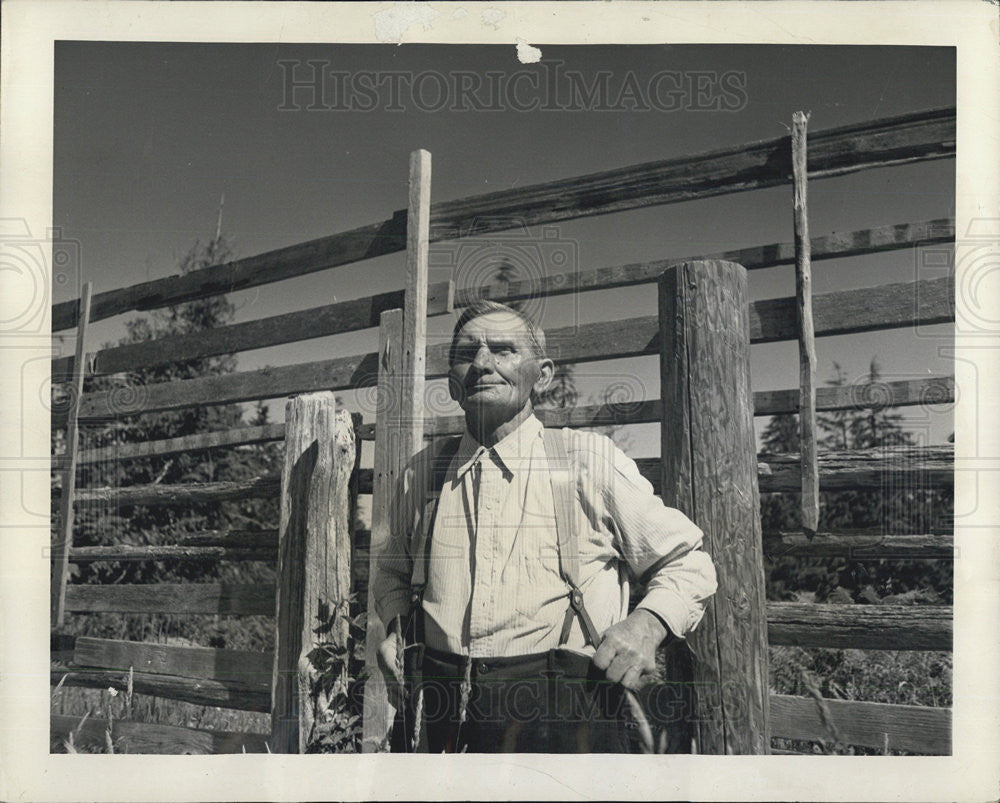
[53, 43, 956, 450]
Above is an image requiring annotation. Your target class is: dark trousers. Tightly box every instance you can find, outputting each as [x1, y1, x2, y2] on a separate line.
[391, 646, 693, 754]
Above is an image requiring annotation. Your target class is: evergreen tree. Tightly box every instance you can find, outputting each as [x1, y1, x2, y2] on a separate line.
[763, 358, 952, 603]
[60, 233, 280, 646]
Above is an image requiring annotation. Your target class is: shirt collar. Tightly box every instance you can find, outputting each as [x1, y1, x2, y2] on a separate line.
[453, 413, 544, 480]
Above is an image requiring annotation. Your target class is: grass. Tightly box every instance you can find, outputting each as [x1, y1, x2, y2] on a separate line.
[768, 645, 952, 755]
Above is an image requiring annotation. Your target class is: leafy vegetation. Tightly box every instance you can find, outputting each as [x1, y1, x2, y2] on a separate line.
[761, 358, 952, 754]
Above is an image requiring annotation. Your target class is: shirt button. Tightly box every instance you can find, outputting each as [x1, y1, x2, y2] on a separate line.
[478, 662, 490, 674]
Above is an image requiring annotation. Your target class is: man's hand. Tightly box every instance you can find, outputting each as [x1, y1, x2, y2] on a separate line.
[376, 631, 406, 712]
[592, 609, 669, 691]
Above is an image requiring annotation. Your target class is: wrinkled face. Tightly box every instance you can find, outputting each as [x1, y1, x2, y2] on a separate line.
[448, 311, 551, 422]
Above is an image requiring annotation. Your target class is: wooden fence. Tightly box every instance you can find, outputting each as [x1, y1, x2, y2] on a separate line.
[50, 106, 955, 755]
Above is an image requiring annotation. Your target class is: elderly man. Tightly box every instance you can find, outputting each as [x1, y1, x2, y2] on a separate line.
[374, 300, 716, 753]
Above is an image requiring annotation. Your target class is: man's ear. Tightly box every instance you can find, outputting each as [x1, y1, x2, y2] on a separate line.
[532, 357, 555, 398]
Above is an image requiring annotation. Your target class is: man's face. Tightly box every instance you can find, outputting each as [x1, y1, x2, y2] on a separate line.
[448, 311, 552, 422]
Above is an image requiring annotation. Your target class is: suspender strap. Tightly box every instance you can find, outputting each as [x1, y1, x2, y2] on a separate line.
[409, 437, 462, 635]
[542, 428, 603, 648]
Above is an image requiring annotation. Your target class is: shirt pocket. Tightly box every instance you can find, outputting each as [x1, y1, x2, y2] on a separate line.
[513, 537, 564, 620]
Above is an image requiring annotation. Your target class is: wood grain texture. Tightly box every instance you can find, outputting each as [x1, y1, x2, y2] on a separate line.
[53, 281, 452, 378]
[770, 695, 950, 754]
[69, 444, 949, 505]
[72, 637, 273, 686]
[632, 445, 953, 494]
[51, 714, 270, 754]
[385, 375, 953, 441]
[755, 445, 953, 492]
[72, 475, 281, 507]
[170, 530, 277, 548]
[51, 667, 271, 712]
[71, 277, 954, 422]
[55, 216, 953, 383]
[68, 544, 276, 562]
[658, 261, 770, 754]
[64, 583, 275, 615]
[66, 373, 951, 467]
[635, 444, 954, 493]
[453, 218, 955, 309]
[767, 602, 952, 651]
[77, 424, 286, 465]
[401, 149, 430, 489]
[52, 283, 93, 627]
[52, 107, 954, 332]
[761, 532, 953, 560]
[52, 216, 408, 331]
[749, 275, 953, 343]
[792, 112, 820, 535]
[754, 375, 954, 417]
[362, 310, 404, 752]
[272, 396, 355, 753]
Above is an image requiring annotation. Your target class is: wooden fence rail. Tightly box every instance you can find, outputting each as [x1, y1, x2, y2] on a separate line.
[60, 581, 954, 653]
[52, 107, 954, 332]
[64, 583, 273, 615]
[64, 275, 953, 424]
[66, 529, 954, 569]
[50, 696, 951, 755]
[63, 444, 954, 505]
[767, 603, 952, 650]
[52, 217, 954, 380]
[51, 715, 270, 754]
[52, 667, 271, 712]
[53, 281, 453, 378]
[68, 374, 953, 466]
[770, 696, 950, 754]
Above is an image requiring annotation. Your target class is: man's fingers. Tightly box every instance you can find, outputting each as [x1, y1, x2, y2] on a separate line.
[621, 665, 643, 692]
[592, 639, 616, 671]
[605, 653, 636, 684]
[377, 637, 403, 682]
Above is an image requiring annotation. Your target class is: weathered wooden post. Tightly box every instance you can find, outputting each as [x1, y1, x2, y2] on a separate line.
[51, 282, 93, 627]
[271, 393, 355, 753]
[658, 260, 770, 754]
[362, 149, 432, 751]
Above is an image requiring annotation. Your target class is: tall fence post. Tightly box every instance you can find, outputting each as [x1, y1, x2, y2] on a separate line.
[658, 260, 770, 754]
[271, 393, 355, 753]
[51, 281, 93, 628]
[362, 149, 432, 752]
[792, 110, 820, 536]
[362, 309, 404, 751]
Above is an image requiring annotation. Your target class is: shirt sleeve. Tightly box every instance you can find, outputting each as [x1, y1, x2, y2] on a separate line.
[578, 431, 718, 640]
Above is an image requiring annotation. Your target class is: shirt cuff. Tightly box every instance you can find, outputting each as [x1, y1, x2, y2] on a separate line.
[635, 588, 703, 640]
[374, 589, 412, 632]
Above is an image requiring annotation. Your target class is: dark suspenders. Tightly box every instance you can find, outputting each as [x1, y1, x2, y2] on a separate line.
[408, 428, 602, 649]
[543, 428, 603, 648]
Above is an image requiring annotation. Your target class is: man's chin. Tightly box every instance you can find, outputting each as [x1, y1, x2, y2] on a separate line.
[462, 390, 513, 413]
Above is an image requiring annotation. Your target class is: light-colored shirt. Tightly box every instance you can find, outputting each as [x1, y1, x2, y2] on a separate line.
[373, 414, 717, 658]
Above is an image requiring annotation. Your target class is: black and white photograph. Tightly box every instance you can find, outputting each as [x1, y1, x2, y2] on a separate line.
[1, 2, 997, 801]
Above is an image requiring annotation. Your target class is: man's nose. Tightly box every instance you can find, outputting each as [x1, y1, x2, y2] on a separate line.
[471, 343, 495, 370]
